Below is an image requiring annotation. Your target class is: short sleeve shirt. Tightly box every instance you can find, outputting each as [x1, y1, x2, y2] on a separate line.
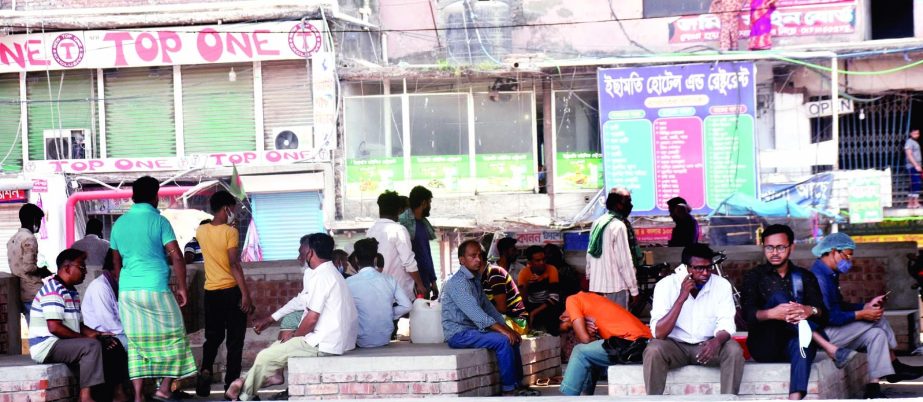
[906, 138, 922, 169]
[566, 291, 651, 341]
[29, 277, 82, 363]
[517, 265, 560, 305]
[196, 224, 240, 290]
[110, 203, 177, 291]
[482, 265, 528, 320]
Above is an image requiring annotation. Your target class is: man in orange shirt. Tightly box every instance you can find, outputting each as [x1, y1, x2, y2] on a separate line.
[558, 291, 651, 396]
[517, 246, 561, 335]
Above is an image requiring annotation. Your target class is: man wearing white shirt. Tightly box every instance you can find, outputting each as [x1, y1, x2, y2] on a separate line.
[228, 233, 358, 401]
[367, 190, 426, 300]
[643, 243, 744, 395]
[82, 250, 128, 348]
[346, 238, 413, 348]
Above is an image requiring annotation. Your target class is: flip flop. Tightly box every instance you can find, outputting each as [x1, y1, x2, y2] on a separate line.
[151, 393, 180, 402]
[534, 378, 551, 386]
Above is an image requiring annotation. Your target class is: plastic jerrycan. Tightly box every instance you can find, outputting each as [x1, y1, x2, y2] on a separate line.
[409, 298, 444, 343]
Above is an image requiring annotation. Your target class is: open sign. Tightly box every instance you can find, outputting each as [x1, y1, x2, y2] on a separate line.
[806, 98, 855, 118]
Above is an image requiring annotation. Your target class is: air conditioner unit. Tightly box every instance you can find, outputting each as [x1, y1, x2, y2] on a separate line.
[270, 126, 313, 151]
[43, 129, 91, 160]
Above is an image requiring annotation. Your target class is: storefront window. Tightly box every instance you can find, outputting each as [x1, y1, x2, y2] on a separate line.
[554, 90, 603, 191]
[408, 94, 470, 193]
[474, 92, 535, 192]
[344, 95, 404, 197]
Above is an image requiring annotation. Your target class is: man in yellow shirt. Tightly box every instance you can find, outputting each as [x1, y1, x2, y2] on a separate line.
[196, 190, 255, 397]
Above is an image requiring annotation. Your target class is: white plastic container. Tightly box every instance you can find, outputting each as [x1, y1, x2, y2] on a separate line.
[409, 298, 444, 344]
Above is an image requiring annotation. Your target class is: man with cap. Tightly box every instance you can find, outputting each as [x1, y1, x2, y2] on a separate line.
[666, 197, 698, 247]
[643, 243, 744, 395]
[810, 232, 923, 398]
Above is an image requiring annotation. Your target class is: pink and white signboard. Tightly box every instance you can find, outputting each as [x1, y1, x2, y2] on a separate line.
[0, 21, 325, 73]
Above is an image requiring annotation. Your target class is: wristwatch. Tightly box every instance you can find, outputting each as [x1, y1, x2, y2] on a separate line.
[810, 306, 819, 316]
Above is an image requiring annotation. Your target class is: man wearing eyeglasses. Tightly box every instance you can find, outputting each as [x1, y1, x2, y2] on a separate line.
[809, 233, 923, 398]
[741, 224, 853, 400]
[643, 243, 744, 395]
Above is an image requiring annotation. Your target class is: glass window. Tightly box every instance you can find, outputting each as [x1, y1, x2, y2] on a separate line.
[474, 92, 535, 192]
[643, 0, 711, 18]
[554, 90, 603, 191]
[344, 95, 404, 197]
[408, 94, 471, 193]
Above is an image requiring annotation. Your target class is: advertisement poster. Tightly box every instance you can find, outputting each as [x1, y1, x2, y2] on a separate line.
[669, 2, 856, 44]
[345, 157, 404, 197]
[556, 152, 603, 191]
[847, 175, 883, 224]
[475, 153, 534, 192]
[597, 62, 758, 215]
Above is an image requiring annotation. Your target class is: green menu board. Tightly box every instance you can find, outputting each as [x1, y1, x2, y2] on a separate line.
[408, 155, 471, 193]
[475, 153, 534, 191]
[345, 157, 405, 197]
[704, 115, 757, 207]
[556, 152, 603, 191]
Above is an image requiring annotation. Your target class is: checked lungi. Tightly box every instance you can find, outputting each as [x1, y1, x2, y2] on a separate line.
[119, 290, 197, 379]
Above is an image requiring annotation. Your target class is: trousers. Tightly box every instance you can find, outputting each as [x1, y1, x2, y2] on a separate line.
[601, 290, 629, 309]
[202, 287, 247, 387]
[448, 330, 523, 392]
[642, 338, 744, 395]
[826, 318, 897, 380]
[45, 337, 128, 391]
[559, 340, 610, 396]
[240, 338, 329, 401]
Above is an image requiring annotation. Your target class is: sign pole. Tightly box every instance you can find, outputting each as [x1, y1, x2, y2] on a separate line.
[830, 55, 839, 233]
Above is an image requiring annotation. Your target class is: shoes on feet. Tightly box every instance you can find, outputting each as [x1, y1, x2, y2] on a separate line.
[834, 348, 856, 369]
[196, 371, 211, 397]
[863, 383, 886, 399]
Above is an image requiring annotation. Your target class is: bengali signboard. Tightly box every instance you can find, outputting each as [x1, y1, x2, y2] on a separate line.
[0, 21, 325, 73]
[597, 62, 758, 215]
[669, 2, 856, 44]
[848, 175, 883, 224]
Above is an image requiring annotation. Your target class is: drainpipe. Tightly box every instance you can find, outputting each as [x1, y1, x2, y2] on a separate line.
[65, 187, 192, 247]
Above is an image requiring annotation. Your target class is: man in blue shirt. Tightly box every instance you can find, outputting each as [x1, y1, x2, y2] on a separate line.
[441, 240, 540, 397]
[400, 186, 438, 299]
[810, 233, 923, 398]
[346, 238, 413, 348]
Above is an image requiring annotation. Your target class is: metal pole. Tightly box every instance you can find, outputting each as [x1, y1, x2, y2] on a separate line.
[831, 55, 839, 171]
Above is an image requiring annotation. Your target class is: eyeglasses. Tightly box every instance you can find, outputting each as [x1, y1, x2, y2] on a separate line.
[688, 265, 712, 272]
[838, 251, 853, 260]
[763, 244, 791, 254]
[68, 262, 87, 271]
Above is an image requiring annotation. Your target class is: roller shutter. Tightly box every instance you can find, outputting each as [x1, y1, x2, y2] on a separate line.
[26, 71, 96, 160]
[0, 74, 22, 172]
[104, 67, 176, 157]
[181, 63, 256, 154]
[261, 60, 313, 149]
[0, 206, 21, 273]
[251, 192, 324, 261]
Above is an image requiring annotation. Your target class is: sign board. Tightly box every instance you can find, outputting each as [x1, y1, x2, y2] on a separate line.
[597, 62, 758, 215]
[508, 231, 564, 246]
[669, 3, 857, 44]
[31, 179, 47, 193]
[0, 189, 27, 203]
[0, 21, 326, 73]
[805, 98, 855, 118]
[848, 175, 883, 223]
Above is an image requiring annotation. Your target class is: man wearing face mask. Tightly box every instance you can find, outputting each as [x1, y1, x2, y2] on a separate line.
[8, 203, 52, 323]
[195, 190, 255, 397]
[586, 188, 641, 309]
[809, 233, 923, 398]
[643, 243, 743, 395]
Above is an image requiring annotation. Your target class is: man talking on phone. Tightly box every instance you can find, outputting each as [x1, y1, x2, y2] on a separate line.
[810, 233, 923, 398]
[642, 243, 744, 395]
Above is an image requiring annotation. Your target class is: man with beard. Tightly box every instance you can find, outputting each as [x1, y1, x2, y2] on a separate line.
[400, 186, 438, 298]
[586, 188, 641, 308]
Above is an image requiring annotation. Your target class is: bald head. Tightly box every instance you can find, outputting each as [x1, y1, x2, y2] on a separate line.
[605, 188, 634, 215]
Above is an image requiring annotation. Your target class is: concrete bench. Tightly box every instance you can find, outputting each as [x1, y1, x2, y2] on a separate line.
[0, 355, 76, 401]
[286, 335, 560, 400]
[607, 353, 868, 400]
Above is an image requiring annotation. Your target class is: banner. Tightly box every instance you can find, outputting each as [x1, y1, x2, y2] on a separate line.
[669, 3, 856, 44]
[597, 62, 758, 215]
[0, 21, 325, 73]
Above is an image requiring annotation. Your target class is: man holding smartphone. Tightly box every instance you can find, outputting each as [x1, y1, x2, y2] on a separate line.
[810, 233, 923, 398]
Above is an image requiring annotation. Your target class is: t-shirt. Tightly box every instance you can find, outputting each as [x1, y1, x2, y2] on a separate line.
[29, 277, 83, 363]
[71, 235, 111, 267]
[196, 223, 240, 291]
[565, 291, 651, 341]
[184, 238, 203, 263]
[412, 220, 436, 286]
[482, 264, 528, 320]
[906, 138, 922, 169]
[110, 203, 177, 291]
[517, 265, 560, 305]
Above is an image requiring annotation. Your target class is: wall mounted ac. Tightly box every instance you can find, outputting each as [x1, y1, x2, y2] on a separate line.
[270, 126, 314, 151]
[43, 129, 91, 160]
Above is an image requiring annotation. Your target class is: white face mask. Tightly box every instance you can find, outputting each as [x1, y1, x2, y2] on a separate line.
[301, 261, 310, 272]
[226, 208, 236, 224]
[797, 320, 812, 358]
[32, 224, 40, 233]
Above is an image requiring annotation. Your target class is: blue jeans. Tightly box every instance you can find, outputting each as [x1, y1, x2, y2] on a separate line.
[910, 167, 922, 194]
[749, 291, 818, 396]
[447, 330, 522, 392]
[560, 340, 610, 396]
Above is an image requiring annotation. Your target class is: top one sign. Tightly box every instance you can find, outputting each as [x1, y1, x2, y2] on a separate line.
[0, 21, 326, 74]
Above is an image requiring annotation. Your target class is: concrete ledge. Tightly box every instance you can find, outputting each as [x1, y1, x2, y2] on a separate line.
[0, 355, 76, 401]
[608, 353, 868, 399]
[287, 335, 560, 399]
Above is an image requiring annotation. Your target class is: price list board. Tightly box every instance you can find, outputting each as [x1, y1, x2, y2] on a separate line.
[597, 62, 758, 215]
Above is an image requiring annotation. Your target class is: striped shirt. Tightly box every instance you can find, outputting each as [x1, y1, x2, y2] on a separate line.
[586, 215, 638, 295]
[481, 264, 528, 320]
[28, 277, 83, 363]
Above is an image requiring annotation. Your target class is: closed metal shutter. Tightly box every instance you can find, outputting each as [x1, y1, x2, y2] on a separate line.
[26, 71, 96, 160]
[104, 67, 176, 157]
[0, 74, 22, 172]
[0, 205, 21, 273]
[261, 60, 313, 149]
[251, 191, 324, 261]
[181, 63, 256, 154]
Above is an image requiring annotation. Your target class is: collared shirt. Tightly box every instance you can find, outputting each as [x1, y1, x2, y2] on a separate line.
[29, 277, 82, 363]
[346, 267, 413, 348]
[7, 228, 43, 302]
[272, 262, 357, 354]
[741, 263, 828, 351]
[367, 219, 419, 300]
[110, 203, 177, 291]
[649, 267, 736, 344]
[481, 264, 528, 320]
[82, 273, 124, 337]
[271, 265, 315, 322]
[441, 267, 506, 341]
[71, 235, 111, 267]
[586, 215, 638, 295]
[810, 259, 863, 327]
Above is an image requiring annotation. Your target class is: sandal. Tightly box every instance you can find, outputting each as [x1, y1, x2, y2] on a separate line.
[516, 387, 542, 396]
[549, 376, 563, 385]
[534, 378, 550, 386]
[151, 392, 180, 402]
